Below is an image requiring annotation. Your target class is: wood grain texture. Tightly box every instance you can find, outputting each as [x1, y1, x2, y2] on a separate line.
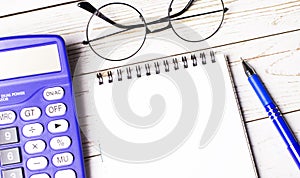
[1, 0, 300, 177]
[0, 0, 79, 17]
[0, 0, 299, 50]
[246, 111, 300, 177]
[216, 30, 300, 122]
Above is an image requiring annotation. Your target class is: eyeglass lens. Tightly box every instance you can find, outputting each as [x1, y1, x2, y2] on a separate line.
[169, 0, 225, 42]
[86, 3, 147, 61]
[82, 0, 226, 61]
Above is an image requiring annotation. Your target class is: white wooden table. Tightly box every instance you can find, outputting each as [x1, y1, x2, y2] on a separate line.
[1, 0, 300, 177]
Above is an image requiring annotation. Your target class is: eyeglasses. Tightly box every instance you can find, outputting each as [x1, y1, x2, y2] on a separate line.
[78, 0, 228, 61]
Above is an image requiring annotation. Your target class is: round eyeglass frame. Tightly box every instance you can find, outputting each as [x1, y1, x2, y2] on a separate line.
[168, 0, 226, 43]
[85, 2, 148, 62]
[84, 0, 227, 61]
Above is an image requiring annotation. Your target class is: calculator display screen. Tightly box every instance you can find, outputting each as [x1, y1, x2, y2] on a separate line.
[0, 44, 61, 80]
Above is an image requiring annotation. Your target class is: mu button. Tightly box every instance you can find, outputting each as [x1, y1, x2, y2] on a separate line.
[52, 152, 73, 167]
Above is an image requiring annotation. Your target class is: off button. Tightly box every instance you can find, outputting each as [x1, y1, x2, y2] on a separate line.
[46, 103, 66, 117]
[43, 87, 64, 101]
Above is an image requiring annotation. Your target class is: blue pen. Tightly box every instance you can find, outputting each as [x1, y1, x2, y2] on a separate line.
[242, 59, 300, 170]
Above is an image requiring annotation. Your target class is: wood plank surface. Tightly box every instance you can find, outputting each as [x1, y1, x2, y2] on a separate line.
[0, 0, 299, 52]
[1, 0, 300, 177]
[0, 0, 79, 17]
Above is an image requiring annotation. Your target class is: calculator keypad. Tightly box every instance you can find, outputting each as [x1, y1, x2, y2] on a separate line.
[55, 169, 76, 178]
[24, 140, 46, 154]
[0, 110, 16, 125]
[26, 156, 48, 171]
[20, 107, 41, 121]
[48, 119, 69, 134]
[50, 136, 71, 150]
[0, 127, 19, 145]
[52, 152, 73, 167]
[2, 168, 24, 178]
[43, 87, 64, 101]
[22, 123, 44, 138]
[0, 86, 79, 178]
[45, 103, 66, 117]
[30, 173, 50, 178]
[0, 147, 21, 166]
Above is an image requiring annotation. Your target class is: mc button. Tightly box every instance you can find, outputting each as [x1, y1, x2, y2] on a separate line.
[46, 103, 66, 117]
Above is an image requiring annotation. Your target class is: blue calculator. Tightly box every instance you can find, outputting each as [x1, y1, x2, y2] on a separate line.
[0, 35, 86, 178]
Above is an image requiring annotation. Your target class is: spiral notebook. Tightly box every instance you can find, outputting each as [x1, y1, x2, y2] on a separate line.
[86, 52, 257, 177]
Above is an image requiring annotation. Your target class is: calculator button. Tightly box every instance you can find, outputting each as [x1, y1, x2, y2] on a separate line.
[30, 173, 50, 178]
[22, 123, 43, 137]
[0, 147, 21, 166]
[27, 156, 48, 171]
[2, 168, 24, 178]
[20, 107, 41, 121]
[52, 152, 73, 167]
[48, 119, 69, 134]
[43, 87, 64, 101]
[25, 140, 46, 154]
[45, 103, 66, 117]
[0, 110, 16, 125]
[0, 127, 19, 145]
[55, 169, 76, 178]
[50, 136, 71, 150]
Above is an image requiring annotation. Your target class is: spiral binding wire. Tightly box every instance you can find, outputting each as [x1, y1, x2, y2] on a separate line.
[96, 51, 217, 85]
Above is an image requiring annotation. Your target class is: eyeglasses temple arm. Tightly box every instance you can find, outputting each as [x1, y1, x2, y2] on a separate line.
[147, 6, 228, 28]
[171, 7, 228, 22]
[169, 6, 228, 20]
[78, 1, 144, 30]
[78, 1, 117, 25]
[77, 1, 98, 14]
[83, 28, 131, 45]
[168, 0, 194, 19]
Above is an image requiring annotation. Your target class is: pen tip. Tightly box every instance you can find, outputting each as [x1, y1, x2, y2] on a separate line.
[241, 58, 245, 63]
[241, 58, 247, 68]
[241, 58, 255, 77]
